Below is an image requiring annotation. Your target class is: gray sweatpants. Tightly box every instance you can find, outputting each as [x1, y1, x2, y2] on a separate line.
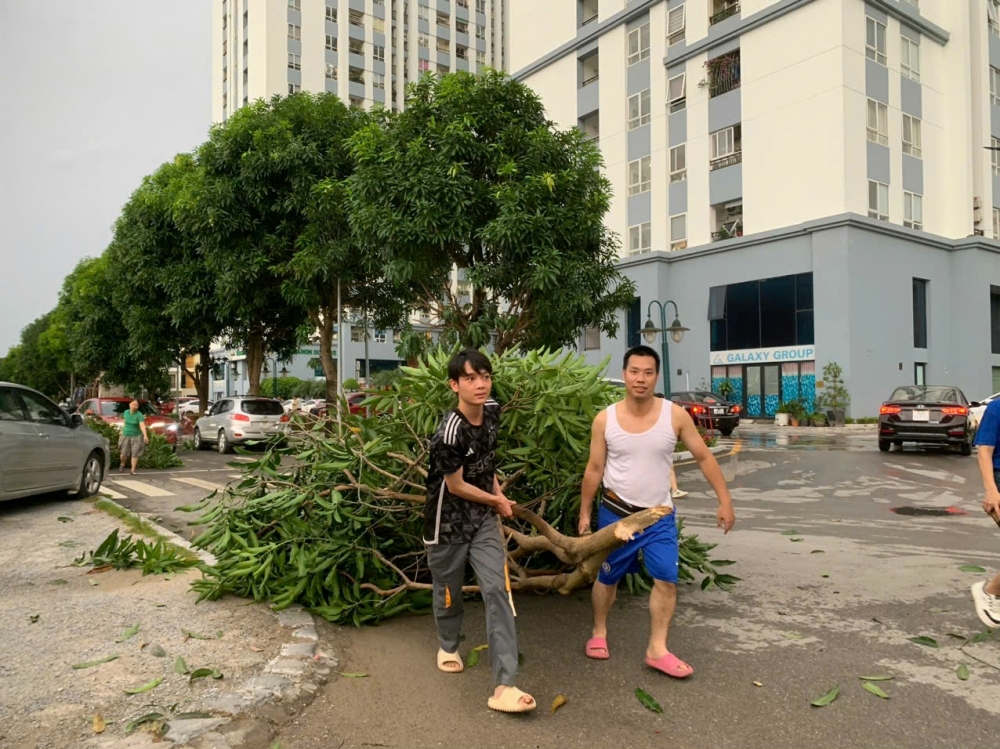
[426, 518, 518, 687]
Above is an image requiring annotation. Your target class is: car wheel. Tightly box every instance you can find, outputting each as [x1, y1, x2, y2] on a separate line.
[720, 428, 734, 437]
[193, 428, 205, 451]
[961, 440, 973, 457]
[76, 451, 104, 498]
[218, 430, 233, 454]
[878, 440, 891, 452]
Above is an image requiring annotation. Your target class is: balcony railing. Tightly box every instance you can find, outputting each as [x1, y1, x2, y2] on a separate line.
[710, 151, 743, 171]
[582, 12, 599, 26]
[710, 1, 740, 26]
[708, 56, 741, 97]
[711, 223, 744, 242]
[582, 72, 599, 86]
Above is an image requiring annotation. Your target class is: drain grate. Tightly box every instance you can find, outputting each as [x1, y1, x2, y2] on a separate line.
[890, 506, 968, 517]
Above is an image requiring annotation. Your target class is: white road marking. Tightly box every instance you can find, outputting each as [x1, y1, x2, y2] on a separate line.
[111, 479, 176, 497]
[99, 487, 127, 500]
[172, 477, 226, 492]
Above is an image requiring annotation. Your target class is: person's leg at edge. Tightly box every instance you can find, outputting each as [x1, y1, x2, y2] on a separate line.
[646, 579, 678, 660]
[986, 570, 1000, 597]
[467, 520, 533, 707]
[131, 455, 140, 474]
[591, 580, 618, 645]
[426, 542, 469, 672]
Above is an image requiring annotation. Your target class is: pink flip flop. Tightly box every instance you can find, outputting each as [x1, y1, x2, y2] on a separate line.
[645, 652, 693, 678]
[585, 637, 610, 660]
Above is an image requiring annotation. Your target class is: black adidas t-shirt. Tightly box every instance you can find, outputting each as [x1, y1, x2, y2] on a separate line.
[424, 400, 500, 545]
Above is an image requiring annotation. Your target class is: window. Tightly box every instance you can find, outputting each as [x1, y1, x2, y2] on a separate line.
[912, 278, 928, 348]
[349, 67, 364, 84]
[477, 49, 486, 66]
[670, 214, 687, 251]
[419, 32, 429, 47]
[868, 180, 889, 221]
[437, 38, 450, 53]
[373, 72, 385, 89]
[627, 23, 650, 66]
[437, 11, 450, 26]
[667, 5, 685, 46]
[288, 23, 301, 40]
[372, 330, 387, 344]
[628, 222, 651, 255]
[994, 137, 1000, 175]
[349, 38, 364, 55]
[288, 0, 300, 9]
[994, 207, 1000, 239]
[914, 362, 926, 387]
[667, 73, 686, 112]
[456, 45, 468, 60]
[350, 10, 364, 27]
[419, 58, 430, 71]
[288, 83, 301, 94]
[0, 388, 24, 421]
[710, 272, 814, 352]
[866, 16, 886, 65]
[326, 34, 337, 51]
[992, 67, 1000, 106]
[476, 24, 485, 39]
[374, 45, 385, 61]
[419, 4, 429, 21]
[373, 17, 384, 34]
[20, 390, 66, 426]
[991, 0, 1000, 38]
[627, 89, 651, 130]
[904, 191, 923, 230]
[902, 114, 922, 158]
[710, 125, 741, 163]
[583, 327, 601, 351]
[326, 5, 337, 22]
[901, 36, 920, 82]
[326, 63, 338, 79]
[288, 53, 301, 70]
[456, 19, 469, 34]
[437, 63, 450, 74]
[866, 99, 888, 146]
[477, 0, 486, 12]
[992, 286, 1000, 354]
[627, 156, 651, 195]
[669, 144, 686, 182]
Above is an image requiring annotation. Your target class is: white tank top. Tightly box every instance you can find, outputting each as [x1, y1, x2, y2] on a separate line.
[603, 399, 677, 509]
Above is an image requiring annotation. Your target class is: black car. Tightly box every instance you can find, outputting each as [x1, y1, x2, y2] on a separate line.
[671, 391, 741, 436]
[878, 385, 977, 455]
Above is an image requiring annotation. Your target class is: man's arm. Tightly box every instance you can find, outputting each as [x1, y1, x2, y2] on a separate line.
[978, 445, 1000, 519]
[445, 468, 514, 518]
[674, 405, 735, 533]
[578, 411, 608, 535]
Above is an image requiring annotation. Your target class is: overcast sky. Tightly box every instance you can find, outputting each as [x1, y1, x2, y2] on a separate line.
[0, 1, 211, 355]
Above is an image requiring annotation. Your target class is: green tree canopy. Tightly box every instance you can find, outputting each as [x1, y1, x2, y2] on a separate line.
[349, 70, 635, 355]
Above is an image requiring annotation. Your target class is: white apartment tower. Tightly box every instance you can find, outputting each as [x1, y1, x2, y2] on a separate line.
[213, 0, 509, 121]
[511, 0, 1000, 417]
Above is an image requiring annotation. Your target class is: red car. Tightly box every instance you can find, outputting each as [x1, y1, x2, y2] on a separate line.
[670, 391, 741, 437]
[76, 397, 179, 445]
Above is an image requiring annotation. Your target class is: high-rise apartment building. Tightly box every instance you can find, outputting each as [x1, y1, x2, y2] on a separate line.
[213, 0, 509, 122]
[512, 0, 1000, 416]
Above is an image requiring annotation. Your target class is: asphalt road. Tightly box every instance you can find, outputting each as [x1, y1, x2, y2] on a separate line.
[258, 433, 1000, 749]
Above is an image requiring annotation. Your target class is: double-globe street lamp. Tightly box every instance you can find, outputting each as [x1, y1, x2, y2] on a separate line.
[262, 357, 289, 399]
[641, 300, 690, 397]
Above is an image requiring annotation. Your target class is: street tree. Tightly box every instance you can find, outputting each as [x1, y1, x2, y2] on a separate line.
[348, 70, 636, 356]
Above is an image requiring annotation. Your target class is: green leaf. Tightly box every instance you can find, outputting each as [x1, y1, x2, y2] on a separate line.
[810, 550, 825, 554]
[789, 538, 804, 542]
[859, 675, 893, 681]
[908, 636, 939, 648]
[959, 565, 987, 573]
[862, 682, 890, 699]
[810, 685, 840, 707]
[946, 633, 968, 641]
[174, 711, 213, 720]
[189, 668, 223, 682]
[970, 630, 995, 644]
[174, 656, 190, 675]
[182, 628, 222, 640]
[466, 649, 480, 668]
[957, 664, 970, 681]
[780, 530, 800, 536]
[782, 633, 805, 640]
[72, 654, 119, 669]
[147, 644, 167, 658]
[124, 676, 163, 694]
[57, 516, 74, 523]
[929, 608, 950, 613]
[337, 672, 369, 678]
[124, 712, 164, 735]
[116, 623, 140, 643]
[634, 687, 663, 714]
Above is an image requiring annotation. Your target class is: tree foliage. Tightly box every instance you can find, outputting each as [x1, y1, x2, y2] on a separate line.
[349, 70, 635, 356]
[189, 349, 736, 625]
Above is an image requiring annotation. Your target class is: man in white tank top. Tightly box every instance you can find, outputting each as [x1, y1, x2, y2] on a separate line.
[578, 345, 736, 678]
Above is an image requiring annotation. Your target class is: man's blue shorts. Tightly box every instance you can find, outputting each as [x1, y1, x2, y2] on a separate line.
[596, 504, 679, 585]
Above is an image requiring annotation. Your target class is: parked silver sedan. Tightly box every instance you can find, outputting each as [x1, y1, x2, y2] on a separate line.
[0, 381, 110, 502]
[193, 397, 289, 454]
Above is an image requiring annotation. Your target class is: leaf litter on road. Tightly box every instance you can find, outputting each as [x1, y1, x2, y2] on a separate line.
[189, 668, 223, 682]
[551, 694, 568, 713]
[957, 664, 971, 681]
[635, 687, 663, 714]
[124, 677, 163, 695]
[116, 623, 140, 643]
[337, 672, 369, 678]
[124, 713, 163, 735]
[72, 654, 119, 669]
[959, 565, 987, 573]
[862, 682, 890, 699]
[174, 656, 190, 675]
[780, 530, 800, 536]
[92, 714, 106, 734]
[810, 685, 840, 707]
[859, 675, 893, 681]
[908, 636, 939, 648]
[182, 628, 223, 641]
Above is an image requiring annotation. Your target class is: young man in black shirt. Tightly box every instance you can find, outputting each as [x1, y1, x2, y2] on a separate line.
[424, 349, 536, 713]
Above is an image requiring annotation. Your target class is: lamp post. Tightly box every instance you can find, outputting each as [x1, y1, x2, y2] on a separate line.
[641, 300, 689, 397]
[262, 356, 279, 399]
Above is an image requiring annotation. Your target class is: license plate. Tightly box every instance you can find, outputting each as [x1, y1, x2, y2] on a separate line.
[911, 410, 930, 422]
[713, 408, 725, 415]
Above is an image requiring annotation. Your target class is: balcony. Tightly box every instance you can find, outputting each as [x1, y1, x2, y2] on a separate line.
[708, 50, 740, 98]
[710, 0, 740, 26]
[580, 0, 598, 27]
[712, 206, 743, 242]
[710, 151, 742, 171]
[711, 223, 743, 242]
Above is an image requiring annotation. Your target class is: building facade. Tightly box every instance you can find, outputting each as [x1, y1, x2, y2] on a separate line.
[213, 0, 509, 121]
[512, 0, 1000, 417]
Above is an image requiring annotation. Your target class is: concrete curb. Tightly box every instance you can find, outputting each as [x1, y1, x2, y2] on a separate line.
[94, 496, 217, 567]
[674, 444, 728, 462]
[89, 502, 333, 749]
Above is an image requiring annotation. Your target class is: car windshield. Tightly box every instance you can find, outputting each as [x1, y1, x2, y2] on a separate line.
[689, 392, 725, 404]
[889, 386, 960, 404]
[241, 399, 284, 416]
[101, 401, 157, 417]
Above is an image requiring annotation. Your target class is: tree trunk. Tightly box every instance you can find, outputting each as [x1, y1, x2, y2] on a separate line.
[197, 344, 211, 414]
[314, 309, 339, 403]
[245, 332, 264, 396]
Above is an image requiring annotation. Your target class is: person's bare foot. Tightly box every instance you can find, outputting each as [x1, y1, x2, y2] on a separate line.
[491, 685, 536, 711]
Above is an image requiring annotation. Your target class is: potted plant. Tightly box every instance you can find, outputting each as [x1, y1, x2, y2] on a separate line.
[809, 411, 828, 427]
[817, 362, 850, 426]
[716, 379, 735, 401]
[775, 401, 792, 427]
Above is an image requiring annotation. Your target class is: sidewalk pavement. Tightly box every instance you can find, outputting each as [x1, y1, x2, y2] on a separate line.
[731, 422, 878, 436]
[0, 495, 331, 749]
